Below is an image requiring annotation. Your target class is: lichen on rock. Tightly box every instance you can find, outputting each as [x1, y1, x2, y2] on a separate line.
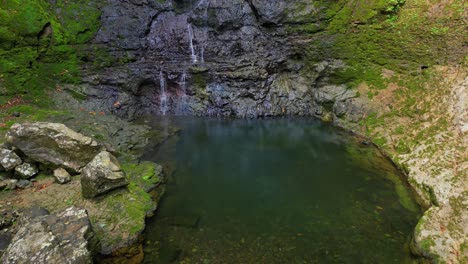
[6, 122, 104, 173]
[81, 151, 128, 198]
[0, 207, 95, 264]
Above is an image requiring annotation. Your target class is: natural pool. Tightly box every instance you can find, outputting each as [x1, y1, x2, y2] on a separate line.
[142, 118, 422, 263]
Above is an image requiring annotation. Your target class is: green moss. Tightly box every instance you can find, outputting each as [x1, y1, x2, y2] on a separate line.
[327, 0, 406, 32]
[316, 0, 465, 97]
[193, 73, 208, 90]
[0, 105, 70, 132]
[52, 0, 102, 44]
[90, 166, 159, 248]
[419, 237, 435, 253]
[0, 0, 101, 119]
[121, 161, 162, 192]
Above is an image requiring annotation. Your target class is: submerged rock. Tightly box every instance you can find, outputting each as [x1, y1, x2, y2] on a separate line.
[6, 122, 104, 173]
[0, 207, 95, 264]
[14, 163, 38, 179]
[54, 168, 72, 184]
[81, 151, 128, 198]
[0, 149, 22, 171]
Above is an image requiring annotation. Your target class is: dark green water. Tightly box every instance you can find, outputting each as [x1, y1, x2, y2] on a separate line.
[142, 118, 421, 264]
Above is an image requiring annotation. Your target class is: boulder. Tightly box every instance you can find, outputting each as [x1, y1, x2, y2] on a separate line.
[6, 123, 104, 173]
[314, 85, 357, 104]
[0, 207, 95, 264]
[0, 149, 22, 171]
[81, 151, 128, 198]
[4, 180, 17, 191]
[54, 168, 72, 184]
[15, 180, 32, 189]
[14, 163, 38, 179]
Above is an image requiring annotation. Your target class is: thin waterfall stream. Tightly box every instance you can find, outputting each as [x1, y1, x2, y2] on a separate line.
[159, 71, 168, 116]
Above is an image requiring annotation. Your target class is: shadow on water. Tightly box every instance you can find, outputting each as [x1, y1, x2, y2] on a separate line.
[141, 117, 422, 264]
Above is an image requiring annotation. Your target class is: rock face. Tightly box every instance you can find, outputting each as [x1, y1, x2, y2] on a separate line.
[0, 149, 22, 171]
[54, 168, 72, 184]
[54, 0, 362, 121]
[14, 163, 38, 179]
[81, 151, 128, 198]
[6, 123, 103, 173]
[0, 207, 95, 264]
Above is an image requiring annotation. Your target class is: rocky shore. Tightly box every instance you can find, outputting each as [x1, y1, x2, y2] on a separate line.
[0, 121, 170, 263]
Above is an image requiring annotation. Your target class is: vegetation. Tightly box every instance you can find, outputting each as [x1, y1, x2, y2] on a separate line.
[0, 0, 465, 261]
[0, 0, 102, 125]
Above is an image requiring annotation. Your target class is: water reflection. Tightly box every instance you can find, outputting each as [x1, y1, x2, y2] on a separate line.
[142, 118, 421, 264]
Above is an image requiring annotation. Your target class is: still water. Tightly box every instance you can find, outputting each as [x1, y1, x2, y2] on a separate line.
[142, 118, 421, 263]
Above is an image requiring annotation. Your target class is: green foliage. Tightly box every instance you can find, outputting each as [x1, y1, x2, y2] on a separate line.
[0, 0, 102, 119]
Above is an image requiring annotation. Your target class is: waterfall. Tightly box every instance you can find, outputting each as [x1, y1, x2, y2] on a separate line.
[200, 0, 209, 63]
[180, 71, 187, 94]
[159, 71, 168, 115]
[187, 24, 197, 64]
[187, 0, 209, 64]
[200, 47, 205, 64]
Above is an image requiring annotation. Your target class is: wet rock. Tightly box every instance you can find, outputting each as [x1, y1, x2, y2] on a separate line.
[0, 207, 95, 264]
[0, 149, 22, 171]
[361, 140, 372, 146]
[54, 168, 72, 184]
[0, 232, 11, 252]
[14, 163, 38, 179]
[15, 180, 32, 189]
[6, 122, 104, 173]
[81, 151, 128, 198]
[0, 230, 12, 259]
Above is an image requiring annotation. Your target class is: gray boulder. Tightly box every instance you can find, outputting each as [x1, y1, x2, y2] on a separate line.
[15, 180, 32, 189]
[81, 151, 128, 198]
[0, 149, 22, 171]
[54, 168, 71, 184]
[3, 180, 17, 191]
[0, 207, 95, 264]
[14, 163, 38, 179]
[6, 123, 104, 173]
[314, 85, 357, 104]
